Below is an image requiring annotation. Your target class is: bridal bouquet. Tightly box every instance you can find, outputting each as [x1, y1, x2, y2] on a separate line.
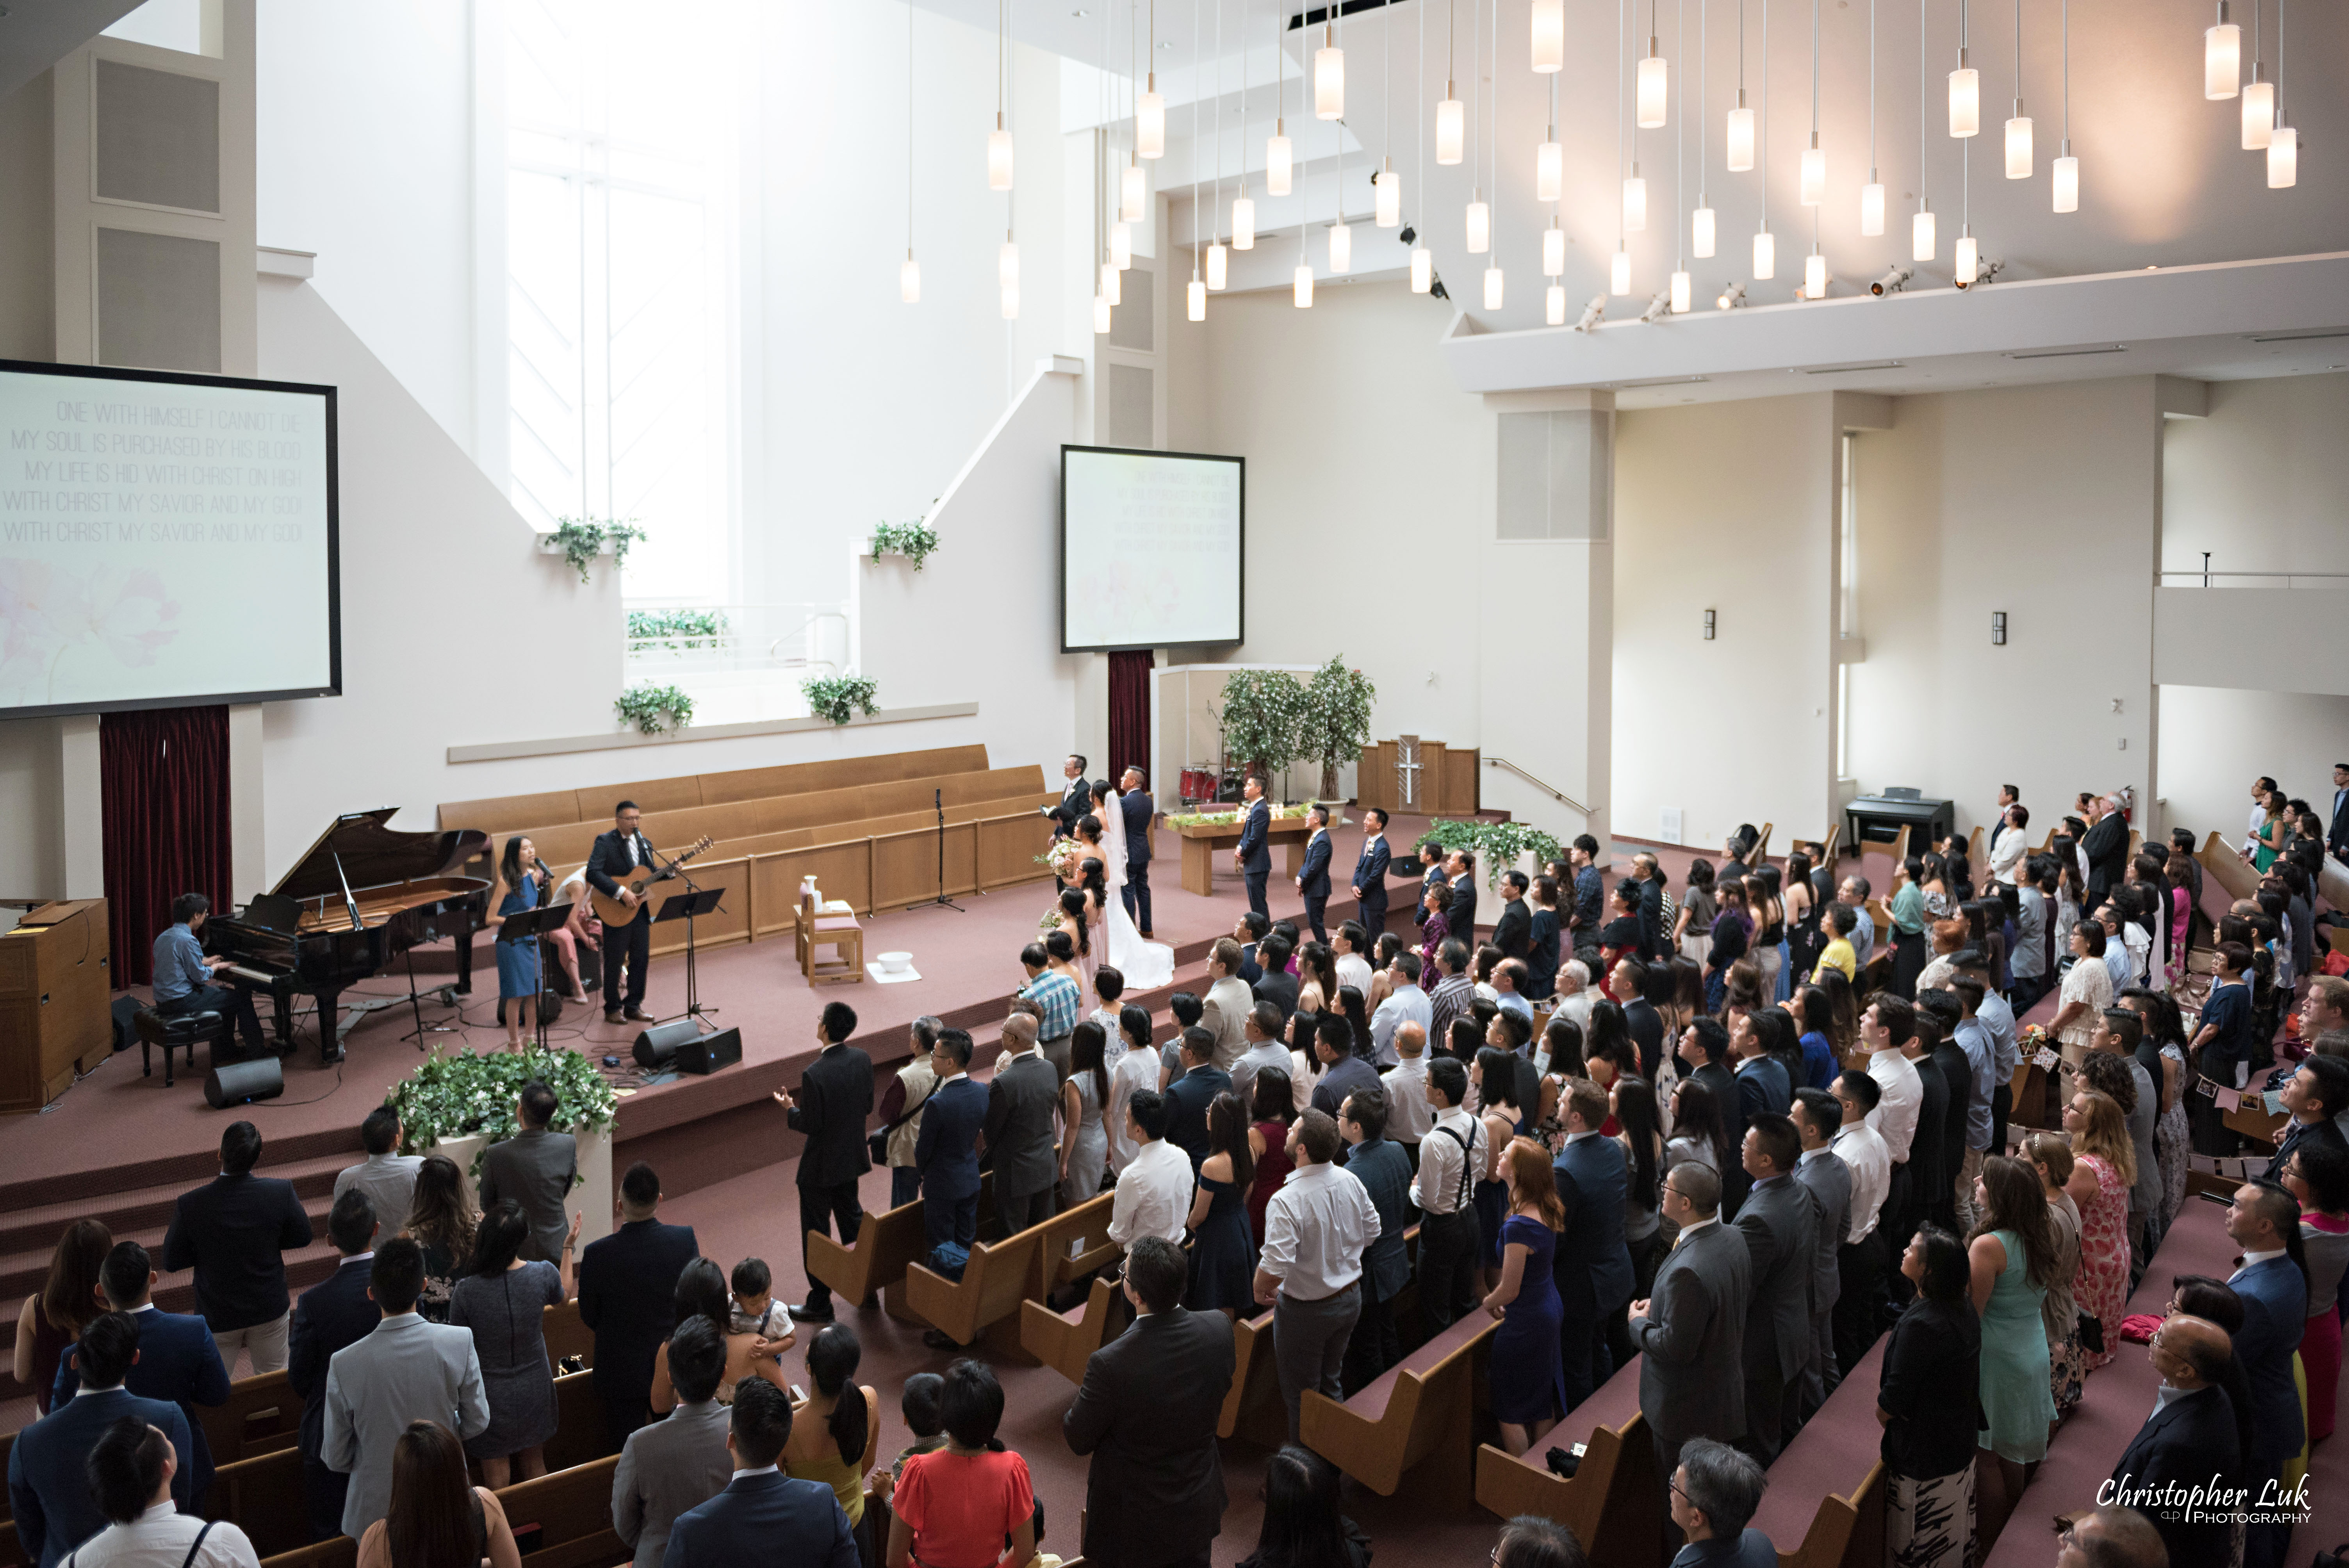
[1034, 837, 1085, 883]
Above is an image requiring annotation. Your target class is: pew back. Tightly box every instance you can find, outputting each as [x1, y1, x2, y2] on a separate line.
[1473, 1354, 1657, 1566]
[1300, 1310, 1499, 1502]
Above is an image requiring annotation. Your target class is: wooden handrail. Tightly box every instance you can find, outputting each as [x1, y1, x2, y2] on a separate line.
[1482, 756, 1595, 818]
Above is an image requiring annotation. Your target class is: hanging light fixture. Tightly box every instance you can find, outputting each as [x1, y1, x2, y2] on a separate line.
[1208, 0, 1229, 286]
[1315, 14, 1344, 118]
[1111, 221, 1133, 268]
[2049, 0, 2075, 216]
[2204, 0, 2239, 98]
[1672, 267, 1692, 311]
[1727, 0, 1754, 169]
[1122, 160, 1146, 221]
[2266, 0, 2294, 186]
[1330, 220, 1353, 271]
[1805, 242, 1826, 296]
[1267, 0, 1292, 193]
[1189, 269, 1206, 319]
[1376, 20, 1400, 225]
[1955, 225, 1978, 282]
[2004, 0, 2030, 177]
[1137, 0, 1166, 155]
[1913, 206, 1935, 256]
[1438, 0, 1464, 161]
[1294, 257, 1314, 305]
[1412, 0, 1432, 291]
[1752, 0, 1773, 278]
[1485, 265, 1504, 307]
[1232, 0, 1256, 244]
[1950, 0, 1979, 135]
[1463, 0, 1487, 249]
[1694, 0, 1715, 255]
[1624, 165, 1647, 230]
[1547, 283, 1568, 323]
[1913, 0, 1934, 253]
[1611, 246, 1633, 293]
[999, 236, 1020, 289]
[1466, 192, 1491, 251]
[1101, 258, 1122, 305]
[1233, 190, 1256, 246]
[1861, 181, 1884, 232]
[1377, 163, 1402, 225]
[901, 253, 920, 304]
[1207, 241, 1228, 288]
[2241, 0, 2271, 147]
[1800, 0, 1822, 203]
[1188, 6, 1208, 315]
[904, 2, 920, 301]
[1533, 0, 1565, 71]
[1638, 20, 1668, 126]
[1094, 292, 1112, 332]
[988, 0, 1014, 189]
[1861, 0, 1884, 233]
[1694, 205, 1717, 256]
[1413, 246, 1434, 290]
[1754, 222, 1775, 277]
[1538, 74, 1563, 200]
[1544, 219, 1567, 275]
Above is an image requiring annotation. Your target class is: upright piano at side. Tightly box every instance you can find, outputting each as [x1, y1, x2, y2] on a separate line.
[206, 810, 490, 1063]
[1842, 787, 1956, 859]
[0, 899, 113, 1114]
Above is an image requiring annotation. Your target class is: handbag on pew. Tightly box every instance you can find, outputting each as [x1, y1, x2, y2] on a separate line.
[2076, 1307, 2106, 1356]
[866, 1083, 932, 1166]
[2311, 1544, 2349, 1568]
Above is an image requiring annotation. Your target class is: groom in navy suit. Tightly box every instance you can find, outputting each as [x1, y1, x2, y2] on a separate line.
[1119, 766, 1157, 939]
[1233, 773, 1273, 920]
[1352, 807, 1392, 939]
[1296, 805, 1334, 942]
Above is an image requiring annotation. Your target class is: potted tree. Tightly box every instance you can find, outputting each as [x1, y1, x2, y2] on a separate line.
[1210, 669, 1306, 790]
[1298, 656, 1377, 802]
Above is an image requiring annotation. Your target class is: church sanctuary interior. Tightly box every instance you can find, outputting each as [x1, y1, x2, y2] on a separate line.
[3, 0, 2347, 1564]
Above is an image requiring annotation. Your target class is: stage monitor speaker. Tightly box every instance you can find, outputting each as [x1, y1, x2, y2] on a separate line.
[632, 1018, 704, 1069]
[676, 1027, 741, 1076]
[205, 1056, 283, 1109]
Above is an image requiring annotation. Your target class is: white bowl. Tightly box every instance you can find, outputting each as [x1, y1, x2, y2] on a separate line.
[875, 951, 914, 974]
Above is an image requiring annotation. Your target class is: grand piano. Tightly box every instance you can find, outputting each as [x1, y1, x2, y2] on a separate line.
[1843, 786, 1957, 856]
[206, 809, 490, 1063]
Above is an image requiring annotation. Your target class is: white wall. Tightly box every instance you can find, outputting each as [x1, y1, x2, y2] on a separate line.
[2164, 373, 2349, 578]
[0, 73, 51, 361]
[2155, 686, 2349, 848]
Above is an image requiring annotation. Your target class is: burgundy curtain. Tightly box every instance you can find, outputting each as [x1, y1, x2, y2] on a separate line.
[102, 705, 232, 987]
[1107, 649, 1153, 783]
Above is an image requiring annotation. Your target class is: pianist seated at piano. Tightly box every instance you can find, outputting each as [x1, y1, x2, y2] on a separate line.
[489, 837, 551, 1050]
[153, 893, 269, 1051]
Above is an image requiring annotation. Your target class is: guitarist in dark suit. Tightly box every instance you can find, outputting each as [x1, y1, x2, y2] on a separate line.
[1295, 804, 1334, 942]
[585, 800, 659, 1025]
[773, 1002, 872, 1324]
[1119, 766, 1157, 939]
[1233, 773, 1273, 919]
[1352, 808, 1392, 939]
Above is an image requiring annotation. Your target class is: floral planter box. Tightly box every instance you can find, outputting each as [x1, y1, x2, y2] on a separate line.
[416, 1124, 615, 1251]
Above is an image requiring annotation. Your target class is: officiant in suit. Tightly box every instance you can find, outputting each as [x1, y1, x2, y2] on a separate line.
[1296, 804, 1333, 943]
[1234, 774, 1273, 919]
[2109, 1313, 2240, 1568]
[1353, 808, 1392, 938]
[585, 799, 659, 1024]
[1119, 766, 1156, 939]
[1043, 755, 1091, 883]
[2080, 793, 2132, 909]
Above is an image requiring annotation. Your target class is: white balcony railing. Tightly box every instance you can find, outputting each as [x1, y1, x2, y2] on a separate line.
[622, 602, 851, 681]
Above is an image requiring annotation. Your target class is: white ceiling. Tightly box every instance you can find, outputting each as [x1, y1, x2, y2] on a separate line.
[0, 0, 151, 98]
[923, 0, 2349, 336]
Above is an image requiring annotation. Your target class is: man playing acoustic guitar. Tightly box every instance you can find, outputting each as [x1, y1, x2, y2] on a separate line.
[586, 800, 659, 1025]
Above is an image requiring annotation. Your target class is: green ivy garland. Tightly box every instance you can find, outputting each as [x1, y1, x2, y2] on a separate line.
[625, 608, 731, 652]
[549, 517, 648, 584]
[1417, 818, 1567, 889]
[802, 674, 881, 726]
[614, 682, 695, 735]
[869, 519, 941, 571]
[389, 1046, 616, 1186]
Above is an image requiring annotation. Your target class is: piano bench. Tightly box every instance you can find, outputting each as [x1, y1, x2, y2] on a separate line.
[135, 1007, 228, 1090]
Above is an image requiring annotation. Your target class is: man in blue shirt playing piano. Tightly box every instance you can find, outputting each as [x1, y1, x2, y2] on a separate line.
[152, 892, 267, 1051]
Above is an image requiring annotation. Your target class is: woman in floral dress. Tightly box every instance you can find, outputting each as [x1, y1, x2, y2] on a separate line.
[2026, 1132, 2088, 1414]
[2062, 1089, 2135, 1370]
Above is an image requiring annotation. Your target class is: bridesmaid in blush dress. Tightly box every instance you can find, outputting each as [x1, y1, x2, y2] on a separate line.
[1482, 1139, 1567, 1455]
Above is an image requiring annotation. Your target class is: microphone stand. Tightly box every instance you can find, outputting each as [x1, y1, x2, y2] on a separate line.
[651, 849, 720, 1025]
[910, 786, 965, 912]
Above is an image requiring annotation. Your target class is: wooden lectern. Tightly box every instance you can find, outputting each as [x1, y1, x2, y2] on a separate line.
[0, 899, 114, 1114]
[1356, 738, 1480, 817]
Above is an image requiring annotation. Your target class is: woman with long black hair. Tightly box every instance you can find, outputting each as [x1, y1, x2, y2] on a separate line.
[488, 834, 549, 1050]
[355, 1420, 522, 1568]
[450, 1200, 576, 1487]
[1235, 1445, 1370, 1568]
[783, 1322, 879, 1545]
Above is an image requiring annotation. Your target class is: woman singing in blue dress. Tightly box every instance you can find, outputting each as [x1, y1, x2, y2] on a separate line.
[490, 835, 549, 1051]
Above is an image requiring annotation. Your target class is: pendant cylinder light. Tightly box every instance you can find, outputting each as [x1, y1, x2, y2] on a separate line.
[1315, 27, 1344, 118]
[1537, 139, 1563, 201]
[1955, 228, 1978, 283]
[1753, 224, 1775, 278]
[1671, 268, 1692, 312]
[1543, 223, 1566, 275]
[1693, 205, 1717, 257]
[1804, 247, 1827, 296]
[1547, 283, 1568, 324]
[1207, 241, 1228, 288]
[1638, 43, 1668, 127]
[999, 239, 1019, 288]
[1801, 139, 1826, 204]
[1232, 194, 1256, 248]
[1111, 222, 1133, 269]
[1001, 284, 1019, 319]
[1727, 95, 1756, 169]
[1950, 54, 1979, 135]
[1093, 292, 1112, 332]
[1466, 196, 1491, 252]
[2205, 3, 2239, 97]
[1137, 86, 1166, 156]
[1624, 170, 1647, 232]
[1267, 126, 1294, 194]
[1436, 94, 1465, 163]
[1377, 164, 1401, 226]
[1329, 221, 1352, 271]
[1861, 178, 1886, 234]
[901, 254, 921, 303]
[2241, 76, 2273, 148]
[1294, 260, 1314, 306]
[1411, 245, 1434, 292]
[1610, 247, 1632, 294]
[2051, 146, 2078, 210]
[2005, 109, 2032, 177]
[1484, 266, 1505, 308]
[1911, 206, 1935, 258]
[1532, 0, 1565, 71]
[1121, 162, 1146, 222]
[2267, 121, 2297, 187]
[1188, 275, 1205, 319]
[988, 123, 1014, 190]
[1101, 260, 1121, 305]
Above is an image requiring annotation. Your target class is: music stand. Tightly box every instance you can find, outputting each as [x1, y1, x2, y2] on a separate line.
[490, 901, 577, 1052]
[651, 888, 725, 1026]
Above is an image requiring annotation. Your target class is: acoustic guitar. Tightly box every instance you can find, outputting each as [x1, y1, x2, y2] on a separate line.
[590, 836, 715, 928]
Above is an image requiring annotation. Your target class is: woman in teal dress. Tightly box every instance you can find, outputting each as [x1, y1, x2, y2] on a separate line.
[490, 835, 548, 1050]
[1968, 1154, 2060, 1552]
[1186, 1092, 1258, 1314]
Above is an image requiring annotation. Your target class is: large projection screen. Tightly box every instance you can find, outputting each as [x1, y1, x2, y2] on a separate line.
[0, 359, 339, 719]
[1060, 445, 1243, 652]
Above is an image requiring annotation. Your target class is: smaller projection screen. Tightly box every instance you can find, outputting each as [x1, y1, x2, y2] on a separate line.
[0, 359, 339, 719]
[1060, 445, 1243, 652]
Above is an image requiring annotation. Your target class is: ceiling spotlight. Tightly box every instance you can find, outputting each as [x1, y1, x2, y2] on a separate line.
[1716, 281, 1747, 310]
[1870, 264, 1913, 296]
[1953, 255, 2005, 290]
[1574, 295, 1607, 332]
[1430, 275, 1451, 301]
[1639, 291, 1672, 324]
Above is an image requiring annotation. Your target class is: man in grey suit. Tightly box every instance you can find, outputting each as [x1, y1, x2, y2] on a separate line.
[1199, 939, 1255, 1072]
[323, 1237, 489, 1538]
[479, 1080, 577, 1265]
[612, 1318, 733, 1568]
[1626, 1161, 1750, 1557]
[985, 1014, 1062, 1238]
[1789, 1089, 1852, 1426]
[1732, 1114, 1818, 1463]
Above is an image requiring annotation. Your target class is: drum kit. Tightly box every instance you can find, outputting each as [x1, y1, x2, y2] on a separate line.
[1177, 764, 1247, 807]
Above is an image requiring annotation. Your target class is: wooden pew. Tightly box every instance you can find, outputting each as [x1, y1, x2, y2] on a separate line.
[201, 1446, 309, 1559]
[543, 1298, 595, 1368]
[499, 1453, 624, 1568]
[1220, 1305, 1287, 1445]
[808, 1174, 993, 1310]
[259, 1540, 357, 1568]
[1749, 1335, 1889, 1568]
[1474, 1353, 1658, 1566]
[2223, 1095, 2286, 1149]
[1021, 1276, 1128, 1386]
[1299, 1309, 1500, 1508]
[543, 1368, 614, 1474]
[197, 1368, 305, 1467]
[898, 1192, 1115, 1358]
[1034, 1191, 1122, 1300]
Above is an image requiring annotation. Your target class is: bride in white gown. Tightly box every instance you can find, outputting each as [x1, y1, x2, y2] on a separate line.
[1086, 780, 1175, 991]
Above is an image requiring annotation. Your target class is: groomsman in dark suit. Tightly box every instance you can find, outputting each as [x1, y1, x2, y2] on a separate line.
[775, 1003, 872, 1324]
[1234, 774, 1273, 919]
[1296, 805, 1334, 943]
[585, 799, 659, 1024]
[915, 1031, 989, 1276]
[53, 1240, 232, 1518]
[1412, 841, 1446, 928]
[1352, 808, 1392, 938]
[1445, 852, 1479, 944]
[1492, 872, 1533, 963]
[578, 1162, 700, 1452]
[1119, 766, 1157, 938]
[1042, 755, 1092, 880]
[2328, 763, 2349, 864]
[289, 1192, 381, 1539]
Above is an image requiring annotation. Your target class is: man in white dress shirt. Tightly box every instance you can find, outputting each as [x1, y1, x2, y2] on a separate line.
[1859, 994, 1922, 1254]
[1107, 1090, 1194, 1253]
[1378, 1023, 1435, 1162]
[1828, 1070, 1893, 1377]
[1253, 1110, 1381, 1441]
[40, 1418, 259, 1568]
[1409, 1057, 1487, 1333]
